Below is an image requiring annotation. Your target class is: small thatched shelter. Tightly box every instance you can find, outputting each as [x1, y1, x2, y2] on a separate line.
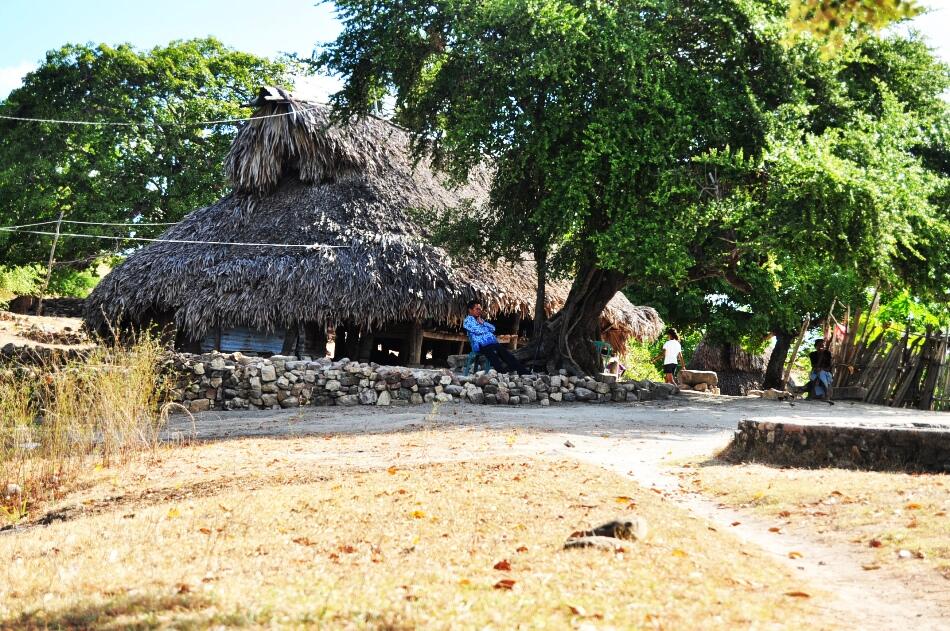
[86, 87, 662, 364]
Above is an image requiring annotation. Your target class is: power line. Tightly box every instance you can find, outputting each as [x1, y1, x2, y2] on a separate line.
[0, 227, 348, 249]
[0, 104, 326, 127]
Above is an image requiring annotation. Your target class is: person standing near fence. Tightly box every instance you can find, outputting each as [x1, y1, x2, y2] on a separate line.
[808, 339, 834, 402]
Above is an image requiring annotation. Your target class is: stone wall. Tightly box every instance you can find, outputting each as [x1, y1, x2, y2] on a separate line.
[725, 419, 950, 473]
[167, 352, 680, 413]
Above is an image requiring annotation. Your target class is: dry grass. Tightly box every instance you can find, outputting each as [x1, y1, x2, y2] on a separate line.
[681, 460, 950, 576]
[1, 443, 832, 630]
[0, 335, 168, 521]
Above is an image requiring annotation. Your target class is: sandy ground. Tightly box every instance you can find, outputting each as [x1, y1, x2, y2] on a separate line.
[168, 394, 950, 630]
[0, 313, 91, 350]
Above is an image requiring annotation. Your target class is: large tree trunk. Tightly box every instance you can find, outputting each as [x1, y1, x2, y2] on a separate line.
[761, 330, 793, 390]
[517, 263, 627, 376]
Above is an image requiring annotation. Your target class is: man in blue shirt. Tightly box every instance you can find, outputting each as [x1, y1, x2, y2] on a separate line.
[463, 300, 530, 375]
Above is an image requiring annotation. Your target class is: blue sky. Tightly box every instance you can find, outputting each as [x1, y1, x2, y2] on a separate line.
[1, 0, 948, 100]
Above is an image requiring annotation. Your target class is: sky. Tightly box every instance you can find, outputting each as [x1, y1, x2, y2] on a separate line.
[0, 0, 948, 101]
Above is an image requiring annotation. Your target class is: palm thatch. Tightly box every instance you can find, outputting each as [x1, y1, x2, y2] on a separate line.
[85, 88, 663, 347]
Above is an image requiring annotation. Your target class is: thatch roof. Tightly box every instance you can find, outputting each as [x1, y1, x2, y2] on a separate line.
[85, 88, 663, 345]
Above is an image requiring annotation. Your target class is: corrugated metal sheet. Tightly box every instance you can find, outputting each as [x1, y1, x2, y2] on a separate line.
[201, 326, 286, 354]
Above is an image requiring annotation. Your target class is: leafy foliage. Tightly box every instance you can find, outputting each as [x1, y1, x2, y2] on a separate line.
[0, 39, 292, 266]
[785, 0, 923, 57]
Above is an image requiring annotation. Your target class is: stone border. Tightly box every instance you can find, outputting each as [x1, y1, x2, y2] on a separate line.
[724, 419, 950, 473]
[167, 352, 683, 413]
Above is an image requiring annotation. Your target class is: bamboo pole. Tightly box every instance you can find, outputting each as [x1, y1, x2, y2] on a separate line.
[781, 315, 810, 390]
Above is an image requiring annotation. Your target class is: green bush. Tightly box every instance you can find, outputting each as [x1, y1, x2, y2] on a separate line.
[47, 268, 99, 298]
[622, 340, 663, 382]
[0, 265, 44, 297]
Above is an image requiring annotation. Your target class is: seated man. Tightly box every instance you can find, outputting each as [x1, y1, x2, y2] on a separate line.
[463, 300, 530, 375]
[807, 338, 833, 402]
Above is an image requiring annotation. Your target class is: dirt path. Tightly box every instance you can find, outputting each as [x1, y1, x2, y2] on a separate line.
[169, 396, 950, 630]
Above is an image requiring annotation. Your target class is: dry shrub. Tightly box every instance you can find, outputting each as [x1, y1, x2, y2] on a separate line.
[0, 334, 168, 522]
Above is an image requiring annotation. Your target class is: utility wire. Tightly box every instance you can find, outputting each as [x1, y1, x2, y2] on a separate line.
[0, 104, 325, 127]
[0, 226, 348, 249]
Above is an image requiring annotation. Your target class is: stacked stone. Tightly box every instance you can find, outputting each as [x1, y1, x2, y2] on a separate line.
[168, 352, 680, 414]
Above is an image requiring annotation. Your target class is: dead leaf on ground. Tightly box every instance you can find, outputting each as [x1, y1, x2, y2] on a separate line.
[869, 539, 883, 548]
[768, 527, 781, 533]
[410, 510, 426, 519]
[671, 549, 688, 558]
[788, 551, 803, 559]
[905, 502, 922, 510]
[515, 546, 528, 553]
[292, 537, 316, 547]
[730, 521, 741, 527]
[784, 591, 811, 598]
[777, 510, 791, 518]
[862, 563, 881, 571]
[493, 579, 516, 590]
[493, 560, 512, 571]
[176, 583, 190, 594]
[198, 527, 212, 535]
[387, 466, 398, 475]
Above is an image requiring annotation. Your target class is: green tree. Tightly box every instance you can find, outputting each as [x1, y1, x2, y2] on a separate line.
[0, 38, 292, 267]
[319, 0, 807, 374]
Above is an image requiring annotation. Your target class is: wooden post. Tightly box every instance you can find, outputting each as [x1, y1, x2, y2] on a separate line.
[510, 312, 522, 350]
[408, 322, 423, 366]
[36, 210, 65, 316]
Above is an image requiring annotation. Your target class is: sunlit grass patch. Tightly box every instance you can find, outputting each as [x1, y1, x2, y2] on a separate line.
[680, 459, 950, 575]
[2, 452, 830, 629]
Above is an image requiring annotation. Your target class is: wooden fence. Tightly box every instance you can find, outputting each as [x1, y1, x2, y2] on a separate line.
[832, 326, 949, 411]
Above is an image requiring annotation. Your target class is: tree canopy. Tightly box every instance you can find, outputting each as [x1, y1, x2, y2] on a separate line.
[317, 0, 948, 375]
[0, 38, 292, 267]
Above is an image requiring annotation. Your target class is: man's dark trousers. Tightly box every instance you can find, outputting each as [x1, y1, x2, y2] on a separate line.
[479, 343, 528, 374]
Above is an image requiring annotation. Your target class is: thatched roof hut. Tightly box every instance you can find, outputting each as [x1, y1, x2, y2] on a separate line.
[85, 87, 662, 364]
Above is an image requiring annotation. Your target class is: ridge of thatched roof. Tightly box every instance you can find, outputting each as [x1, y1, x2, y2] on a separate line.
[85, 88, 663, 345]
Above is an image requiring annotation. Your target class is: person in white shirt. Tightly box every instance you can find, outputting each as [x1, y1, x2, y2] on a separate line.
[653, 328, 684, 384]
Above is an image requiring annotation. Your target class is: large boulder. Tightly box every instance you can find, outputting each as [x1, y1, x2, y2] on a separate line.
[679, 369, 718, 387]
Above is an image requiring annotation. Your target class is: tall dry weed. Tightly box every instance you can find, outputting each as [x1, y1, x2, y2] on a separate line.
[0, 334, 169, 522]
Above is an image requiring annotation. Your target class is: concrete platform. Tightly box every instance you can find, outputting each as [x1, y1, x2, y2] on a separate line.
[724, 399, 950, 472]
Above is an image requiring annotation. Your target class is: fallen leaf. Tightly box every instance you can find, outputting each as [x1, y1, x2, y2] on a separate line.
[338, 544, 357, 554]
[563, 440, 575, 448]
[387, 466, 398, 475]
[778, 510, 791, 518]
[567, 605, 586, 616]
[198, 527, 212, 535]
[615, 495, 634, 503]
[176, 583, 190, 594]
[862, 563, 881, 571]
[934, 511, 946, 517]
[671, 548, 688, 558]
[410, 510, 426, 519]
[830, 490, 843, 496]
[768, 527, 781, 533]
[907, 518, 919, 528]
[293, 537, 316, 547]
[730, 521, 741, 527]
[516, 546, 528, 553]
[458, 579, 471, 586]
[493, 560, 512, 571]
[493, 579, 516, 590]
[905, 502, 922, 510]
[869, 539, 883, 548]
[166, 507, 181, 519]
[788, 551, 803, 559]
[784, 591, 811, 598]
